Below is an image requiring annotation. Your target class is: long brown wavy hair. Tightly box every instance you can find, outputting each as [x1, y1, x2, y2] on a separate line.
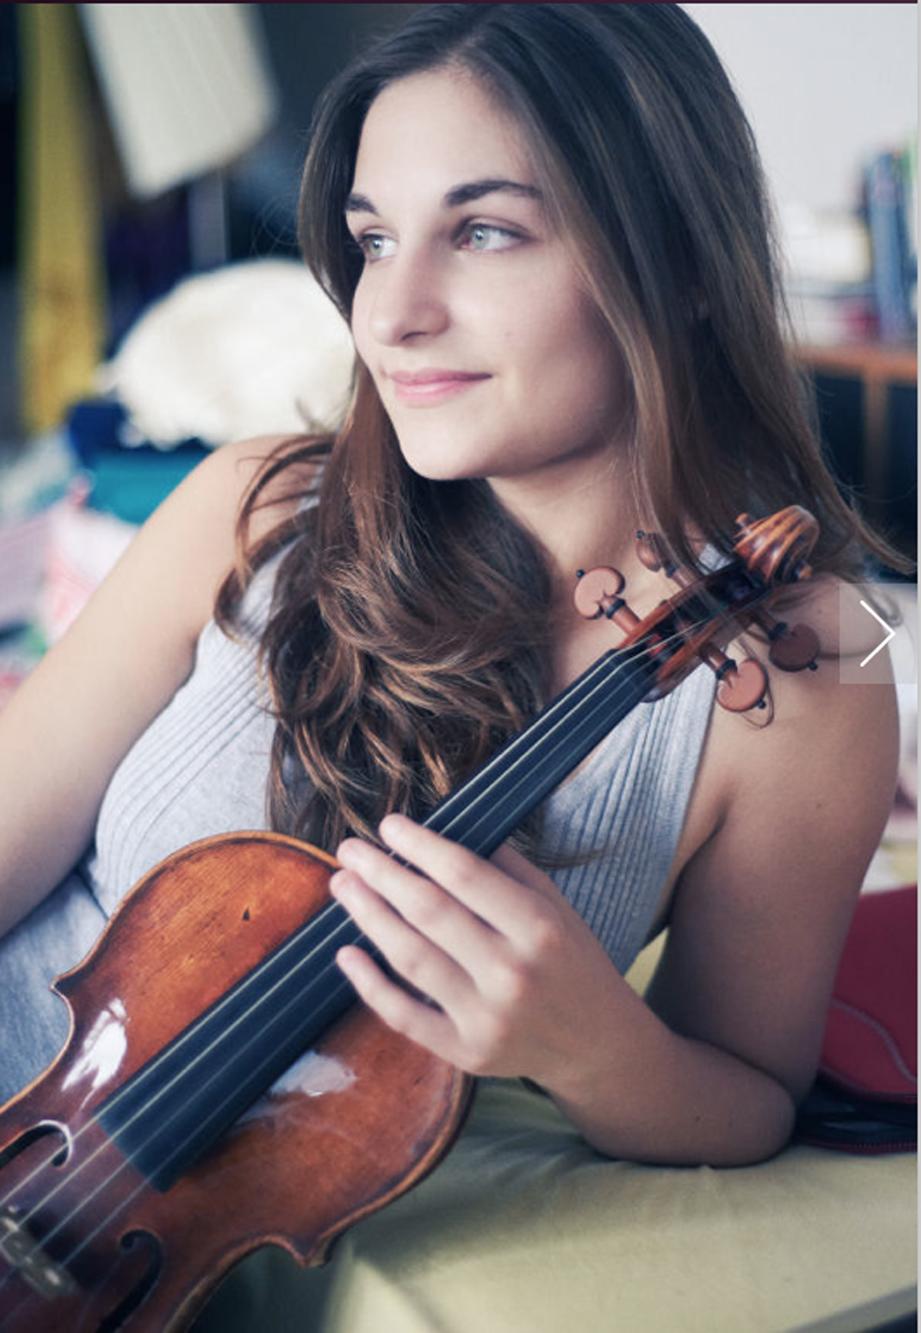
[215, 3, 913, 857]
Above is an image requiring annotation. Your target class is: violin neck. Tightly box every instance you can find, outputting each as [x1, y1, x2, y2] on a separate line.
[421, 640, 657, 856]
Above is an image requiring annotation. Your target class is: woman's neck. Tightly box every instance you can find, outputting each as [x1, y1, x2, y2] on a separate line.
[486, 451, 644, 617]
[485, 450, 703, 696]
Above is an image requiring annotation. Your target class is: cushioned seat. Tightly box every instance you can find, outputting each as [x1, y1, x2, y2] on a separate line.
[193, 939, 916, 1333]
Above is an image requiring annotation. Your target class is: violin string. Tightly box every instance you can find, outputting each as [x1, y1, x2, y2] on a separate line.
[3, 597, 742, 1295]
[0, 635, 638, 1277]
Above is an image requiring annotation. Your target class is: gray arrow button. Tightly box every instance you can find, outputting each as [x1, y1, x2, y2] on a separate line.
[859, 599, 897, 667]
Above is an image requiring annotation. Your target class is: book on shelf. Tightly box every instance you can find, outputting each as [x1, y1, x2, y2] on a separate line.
[862, 147, 917, 343]
[783, 141, 917, 350]
[787, 279, 878, 346]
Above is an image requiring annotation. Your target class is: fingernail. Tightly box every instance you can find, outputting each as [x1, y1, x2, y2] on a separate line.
[330, 870, 352, 895]
[336, 839, 367, 868]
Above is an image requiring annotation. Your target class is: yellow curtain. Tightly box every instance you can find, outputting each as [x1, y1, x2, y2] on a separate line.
[18, 4, 105, 433]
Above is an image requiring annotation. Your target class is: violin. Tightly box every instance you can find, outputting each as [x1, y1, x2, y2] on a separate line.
[0, 508, 821, 1331]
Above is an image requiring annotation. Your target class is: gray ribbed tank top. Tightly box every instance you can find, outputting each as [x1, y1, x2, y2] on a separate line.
[82, 546, 717, 976]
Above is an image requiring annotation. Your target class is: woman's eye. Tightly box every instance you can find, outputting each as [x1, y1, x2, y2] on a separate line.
[349, 233, 396, 261]
[347, 222, 521, 264]
[460, 222, 521, 252]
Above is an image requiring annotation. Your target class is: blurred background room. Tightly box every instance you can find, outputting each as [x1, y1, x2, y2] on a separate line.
[0, 2, 916, 887]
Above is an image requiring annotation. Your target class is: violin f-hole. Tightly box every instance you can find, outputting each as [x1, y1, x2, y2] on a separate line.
[0, 1121, 72, 1171]
[96, 1230, 163, 1333]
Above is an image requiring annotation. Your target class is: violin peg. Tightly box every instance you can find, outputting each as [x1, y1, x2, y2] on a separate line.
[635, 529, 688, 583]
[698, 639, 769, 712]
[746, 608, 820, 672]
[635, 530, 661, 571]
[715, 657, 769, 713]
[573, 566, 625, 620]
[767, 622, 821, 672]
[635, 529, 672, 573]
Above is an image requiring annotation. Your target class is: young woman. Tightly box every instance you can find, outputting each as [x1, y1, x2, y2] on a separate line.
[0, 4, 911, 1327]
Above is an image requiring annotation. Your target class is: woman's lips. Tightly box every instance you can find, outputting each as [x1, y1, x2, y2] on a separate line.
[390, 374, 491, 405]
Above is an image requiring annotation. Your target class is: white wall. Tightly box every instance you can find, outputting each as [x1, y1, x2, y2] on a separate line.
[683, 4, 917, 215]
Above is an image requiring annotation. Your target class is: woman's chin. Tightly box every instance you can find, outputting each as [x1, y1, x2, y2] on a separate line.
[397, 446, 499, 484]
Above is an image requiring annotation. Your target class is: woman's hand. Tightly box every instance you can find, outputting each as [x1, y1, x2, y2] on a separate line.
[330, 813, 623, 1091]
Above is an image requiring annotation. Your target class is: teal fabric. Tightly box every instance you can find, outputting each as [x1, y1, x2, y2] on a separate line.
[83, 441, 209, 525]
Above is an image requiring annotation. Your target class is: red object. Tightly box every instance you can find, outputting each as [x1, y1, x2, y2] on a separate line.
[795, 885, 916, 1153]
[820, 885, 917, 1103]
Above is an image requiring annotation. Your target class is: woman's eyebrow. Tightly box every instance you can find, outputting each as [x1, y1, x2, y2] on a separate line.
[344, 178, 543, 216]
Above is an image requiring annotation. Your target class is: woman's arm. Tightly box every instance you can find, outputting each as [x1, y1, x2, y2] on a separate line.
[0, 435, 292, 937]
[545, 672, 897, 1164]
[327, 623, 900, 1167]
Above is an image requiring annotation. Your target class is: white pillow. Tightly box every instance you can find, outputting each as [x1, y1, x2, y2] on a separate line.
[96, 259, 355, 449]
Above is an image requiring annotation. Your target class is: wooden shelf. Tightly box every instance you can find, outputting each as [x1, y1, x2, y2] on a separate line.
[793, 341, 916, 385]
[792, 342, 917, 516]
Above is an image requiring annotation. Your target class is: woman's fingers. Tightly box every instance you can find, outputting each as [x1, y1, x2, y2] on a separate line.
[330, 868, 473, 1011]
[335, 943, 457, 1060]
[335, 834, 499, 964]
[331, 820, 602, 1083]
[489, 842, 564, 900]
[371, 815, 534, 934]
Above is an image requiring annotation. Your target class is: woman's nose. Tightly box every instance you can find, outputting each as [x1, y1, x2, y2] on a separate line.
[367, 252, 450, 345]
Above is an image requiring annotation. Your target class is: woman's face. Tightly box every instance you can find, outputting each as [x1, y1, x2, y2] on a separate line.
[346, 68, 627, 487]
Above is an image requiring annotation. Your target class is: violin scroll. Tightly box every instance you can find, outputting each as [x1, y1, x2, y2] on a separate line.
[733, 506, 819, 585]
[732, 509, 821, 671]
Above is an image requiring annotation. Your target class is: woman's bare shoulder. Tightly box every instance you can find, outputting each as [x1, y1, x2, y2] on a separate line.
[199, 432, 320, 537]
[647, 573, 901, 1102]
[218, 432, 322, 487]
[771, 570, 903, 661]
[158, 432, 320, 630]
[719, 571, 900, 817]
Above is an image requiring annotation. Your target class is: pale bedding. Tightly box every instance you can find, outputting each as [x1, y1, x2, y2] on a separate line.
[192, 937, 916, 1333]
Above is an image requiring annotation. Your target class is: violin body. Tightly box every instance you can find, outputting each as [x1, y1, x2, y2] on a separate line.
[0, 833, 471, 1331]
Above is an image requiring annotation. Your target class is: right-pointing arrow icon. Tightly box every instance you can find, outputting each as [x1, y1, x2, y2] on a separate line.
[859, 599, 896, 667]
